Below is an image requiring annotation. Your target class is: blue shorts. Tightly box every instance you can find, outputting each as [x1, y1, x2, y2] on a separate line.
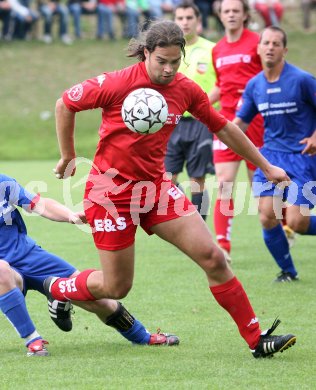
[9, 245, 76, 296]
[309, 157, 316, 180]
[253, 148, 316, 209]
[165, 117, 214, 178]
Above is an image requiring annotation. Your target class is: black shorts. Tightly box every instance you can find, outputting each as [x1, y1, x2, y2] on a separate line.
[165, 117, 214, 178]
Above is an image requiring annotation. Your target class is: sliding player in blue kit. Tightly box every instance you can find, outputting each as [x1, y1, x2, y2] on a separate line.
[0, 173, 179, 356]
[234, 26, 316, 282]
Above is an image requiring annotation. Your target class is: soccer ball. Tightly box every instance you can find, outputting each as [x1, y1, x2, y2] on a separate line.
[121, 88, 168, 135]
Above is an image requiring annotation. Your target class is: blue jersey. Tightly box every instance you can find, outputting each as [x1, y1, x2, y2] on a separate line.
[237, 62, 316, 153]
[0, 174, 37, 262]
[0, 174, 76, 294]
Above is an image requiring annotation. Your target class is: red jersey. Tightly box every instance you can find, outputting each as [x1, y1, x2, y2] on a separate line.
[213, 29, 262, 114]
[63, 61, 227, 181]
[212, 28, 263, 147]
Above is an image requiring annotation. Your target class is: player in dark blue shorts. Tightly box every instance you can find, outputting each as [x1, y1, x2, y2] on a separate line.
[0, 174, 179, 356]
[165, 2, 216, 221]
[165, 117, 214, 219]
[234, 26, 316, 282]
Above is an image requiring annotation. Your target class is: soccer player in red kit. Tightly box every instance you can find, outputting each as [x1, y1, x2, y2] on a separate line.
[45, 20, 296, 358]
[208, 0, 264, 261]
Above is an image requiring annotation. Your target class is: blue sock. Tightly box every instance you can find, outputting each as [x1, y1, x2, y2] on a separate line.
[119, 319, 151, 345]
[302, 216, 316, 235]
[263, 224, 297, 276]
[0, 288, 36, 338]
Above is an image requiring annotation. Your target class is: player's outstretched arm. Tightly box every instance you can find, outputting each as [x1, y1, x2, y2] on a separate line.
[217, 121, 291, 185]
[31, 197, 86, 224]
[54, 98, 77, 179]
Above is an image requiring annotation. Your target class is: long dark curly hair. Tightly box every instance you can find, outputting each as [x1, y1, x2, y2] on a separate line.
[127, 20, 186, 62]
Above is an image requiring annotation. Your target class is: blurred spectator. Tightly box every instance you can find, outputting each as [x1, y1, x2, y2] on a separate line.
[0, 0, 11, 40]
[194, 0, 211, 31]
[96, 0, 125, 40]
[193, 0, 223, 36]
[301, 0, 316, 30]
[142, 0, 173, 30]
[251, 0, 284, 27]
[68, 0, 97, 39]
[10, 0, 39, 40]
[38, 0, 73, 44]
[149, 0, 173, 19]
[122, 0, 148, 38]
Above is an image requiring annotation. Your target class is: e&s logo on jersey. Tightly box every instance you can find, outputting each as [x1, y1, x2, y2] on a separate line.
[67, 83, 83, 102]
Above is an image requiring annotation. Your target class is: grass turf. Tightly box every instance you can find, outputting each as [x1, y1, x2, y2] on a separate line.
[1, 7, 315, 389]
[0, 161, 315, 390]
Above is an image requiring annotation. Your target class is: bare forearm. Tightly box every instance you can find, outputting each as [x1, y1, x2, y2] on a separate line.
[32, 198, 76, 223]
[55, 98, 76, 160]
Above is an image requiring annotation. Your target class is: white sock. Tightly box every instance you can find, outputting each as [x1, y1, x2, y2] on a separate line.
[24, 330, 41, 346]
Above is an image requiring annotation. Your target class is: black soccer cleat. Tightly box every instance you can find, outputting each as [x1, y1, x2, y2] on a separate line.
[43, 276, 73, 332]
[251, 318, 296, 358]
[274, 271, 299, 282]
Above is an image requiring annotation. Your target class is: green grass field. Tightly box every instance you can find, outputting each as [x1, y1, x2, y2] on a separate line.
[1, 161, 316, 390]
[1, 7, 316, 389]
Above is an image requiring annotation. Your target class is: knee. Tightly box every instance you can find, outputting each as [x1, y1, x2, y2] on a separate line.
[259, 212, 276, 229]
[0, 260, 14, 286]
[107, 285, 132, 300]
[199, 245, 228, 276]
[286, 217, 308, 234]
[258, 205, 279, 229]
[217, 180, 234, 199]
[99, 282, 133, 300]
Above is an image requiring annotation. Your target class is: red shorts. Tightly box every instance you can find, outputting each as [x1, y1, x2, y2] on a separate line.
[83, 170, 196, 251]
[213, 113, 264, 171]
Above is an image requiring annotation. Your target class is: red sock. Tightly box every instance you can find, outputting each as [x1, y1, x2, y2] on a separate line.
[51, 269, 97, 301]
[210, 277, 261, 349]
[214, 199, 234, 253]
